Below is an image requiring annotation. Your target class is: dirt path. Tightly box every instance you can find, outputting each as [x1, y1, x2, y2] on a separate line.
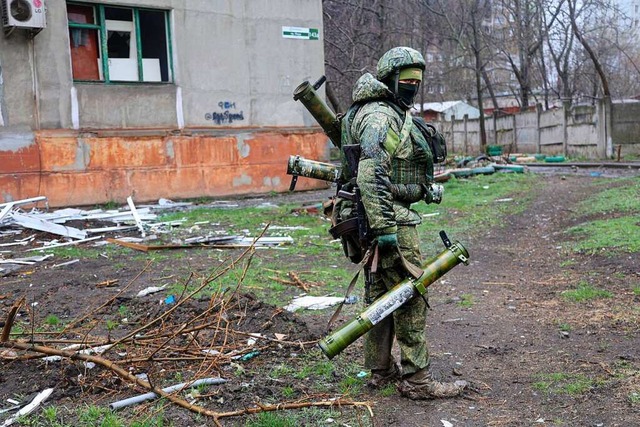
[369, 174, 639, 426]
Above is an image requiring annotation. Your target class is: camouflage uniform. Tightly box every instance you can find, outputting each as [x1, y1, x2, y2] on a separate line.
[342, 54, 434, 378]
[341, 47, 467, 399]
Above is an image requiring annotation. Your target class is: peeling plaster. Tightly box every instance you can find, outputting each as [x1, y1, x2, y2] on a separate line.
[0, 133, 35, 151]
[236, 134, 251, 158]
[233, 173, 252, 187]
[166, 139, 175, 159]
[263, 176, 281, 187]
[52, 140, 91, 171]
[2, 192, 14, 203]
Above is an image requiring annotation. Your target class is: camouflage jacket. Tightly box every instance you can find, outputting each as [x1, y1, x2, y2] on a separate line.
[343, 73, 434, 235]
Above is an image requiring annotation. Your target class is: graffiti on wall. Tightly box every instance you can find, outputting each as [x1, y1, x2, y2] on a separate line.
[205, 101, 245, 125]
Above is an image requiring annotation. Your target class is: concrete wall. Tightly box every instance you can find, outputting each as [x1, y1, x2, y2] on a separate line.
[0, 0, 329, 207]
[436, 100, 620, 159]
[611, 102, 640, 156]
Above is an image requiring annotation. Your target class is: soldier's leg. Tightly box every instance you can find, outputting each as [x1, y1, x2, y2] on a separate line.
[392, 225, 429, 375]
[363, 266, 398, 387]
[394, 226, 467, 399]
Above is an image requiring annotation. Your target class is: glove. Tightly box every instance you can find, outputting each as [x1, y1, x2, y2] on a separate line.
[376, 233, 398, 251]
[388, 184, 424, 203]
[424, 184, 444, 204]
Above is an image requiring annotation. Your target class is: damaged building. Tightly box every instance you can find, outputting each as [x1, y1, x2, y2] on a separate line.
[0, 0, 329, 207]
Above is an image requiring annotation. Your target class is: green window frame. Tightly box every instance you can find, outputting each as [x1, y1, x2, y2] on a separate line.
[67, 2, 174, 83]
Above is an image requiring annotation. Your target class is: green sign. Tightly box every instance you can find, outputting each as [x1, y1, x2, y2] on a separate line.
[282, 26, 319, 40]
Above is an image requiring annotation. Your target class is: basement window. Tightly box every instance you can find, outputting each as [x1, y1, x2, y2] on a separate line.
[67, 2, 172, 83]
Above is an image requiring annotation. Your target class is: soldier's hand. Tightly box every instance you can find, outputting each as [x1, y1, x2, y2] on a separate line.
[376, 233, 398, 251]
[424, 184, 444, 204]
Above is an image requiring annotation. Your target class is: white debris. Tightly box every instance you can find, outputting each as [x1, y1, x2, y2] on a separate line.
[441, 421, 454, 427]
[284, 295, 346, 312]
[136, 285, 167, 298]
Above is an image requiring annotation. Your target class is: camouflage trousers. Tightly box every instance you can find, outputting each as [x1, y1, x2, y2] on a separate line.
[363, 225, 429, 377]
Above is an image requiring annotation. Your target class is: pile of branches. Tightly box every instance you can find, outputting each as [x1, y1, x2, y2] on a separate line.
[1, 235, 372, 426]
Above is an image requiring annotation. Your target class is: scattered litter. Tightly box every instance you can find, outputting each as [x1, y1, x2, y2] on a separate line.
[136, 285, 167, 298]
[51, 259, 80, 269]
[441, 421, 454, 427]
[284, 295, 346, 312]
[108, 378, 227, 411]
[1, 388, 53, 427]
[274, 333, 287, 341]
[27, 235, 103, 252]
[239, 351, 260, 361]
[164, 295, 176, 305]
[127, 196, 147, 237]
[356, 371, 368, 378]
[42, 344, 114, 362]
[495, 198, 513, 203]
[247, 333, 262, 346]
[10, 212, 87, 240]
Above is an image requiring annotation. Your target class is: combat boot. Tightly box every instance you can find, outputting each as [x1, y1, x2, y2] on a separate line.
[367, 363, 401, 389]
[398, 369, 467, 399]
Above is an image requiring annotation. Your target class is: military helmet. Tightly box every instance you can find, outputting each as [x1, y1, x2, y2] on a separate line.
[376, 47, 425, 82]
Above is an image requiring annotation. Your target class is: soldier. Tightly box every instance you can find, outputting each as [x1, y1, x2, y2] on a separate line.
[343, 46, 467, 399]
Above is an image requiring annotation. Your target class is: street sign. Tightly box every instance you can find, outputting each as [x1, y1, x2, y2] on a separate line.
[282, 26, 319, 40]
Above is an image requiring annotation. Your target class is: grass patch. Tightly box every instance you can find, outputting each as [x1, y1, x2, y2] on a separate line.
[562, 281, 613, 302]
[532, 372, 599, 396]
[578, 176, 640, 215]
[564, 177, 639, 255]
[457, 293, 475, 307]
[565, 216, 640, 254]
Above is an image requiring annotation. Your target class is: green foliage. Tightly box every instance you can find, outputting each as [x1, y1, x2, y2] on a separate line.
[281, 386, 296, 398]
[558, 323, 571, 332]
[629, 391, 640, 405]
[532, 372, 599, 396]
[565, 177, 640, 254]
[562, 281, 613, 302]
[379, 383, 397, 397]
[633, 286, 640, 296]
[243, 411, 301, 427]
[338, 375, 364, 395]
[45, 314, 60, 326]
[578, 177, 640, 215]
[566, 216, 640, 254]
[457, 293, 475, 307]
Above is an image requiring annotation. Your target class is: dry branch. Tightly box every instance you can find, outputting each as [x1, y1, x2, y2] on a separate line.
[1, 297, 25, 342]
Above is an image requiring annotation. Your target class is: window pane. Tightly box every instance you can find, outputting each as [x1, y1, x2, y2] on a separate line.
[69, 28, 101, 80]
[108, 30, 131, 58]
[139, 10, 169, 82]
[67, 4, 94, 25]
[105, 7, 132, 21]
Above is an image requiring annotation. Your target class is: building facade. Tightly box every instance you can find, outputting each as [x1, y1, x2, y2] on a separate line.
[0, 0, 329, 207]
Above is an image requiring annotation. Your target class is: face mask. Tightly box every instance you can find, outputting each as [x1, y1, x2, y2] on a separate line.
[397, 82, 419, 109]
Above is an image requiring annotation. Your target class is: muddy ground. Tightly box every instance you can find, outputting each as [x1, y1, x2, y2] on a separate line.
[1, 167, 639, 426]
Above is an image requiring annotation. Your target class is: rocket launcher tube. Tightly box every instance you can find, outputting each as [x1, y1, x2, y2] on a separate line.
[287, 155, 342, 191]
[318, 241, 469, 360]
[293, 78, 342, 149]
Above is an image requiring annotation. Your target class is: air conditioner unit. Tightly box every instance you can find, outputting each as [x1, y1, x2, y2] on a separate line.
[2, 0, 46, 32]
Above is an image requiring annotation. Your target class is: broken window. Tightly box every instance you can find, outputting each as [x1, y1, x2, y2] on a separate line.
[67, 2, 172, 83]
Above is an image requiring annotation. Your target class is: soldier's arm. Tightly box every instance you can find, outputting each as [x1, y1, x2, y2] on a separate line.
[354, 108, 398, 236]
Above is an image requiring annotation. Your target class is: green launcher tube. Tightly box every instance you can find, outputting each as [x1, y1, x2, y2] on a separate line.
[293, 80, 342, 149]
[287, 155, 341, 183]
[318, 241, 469, 359]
